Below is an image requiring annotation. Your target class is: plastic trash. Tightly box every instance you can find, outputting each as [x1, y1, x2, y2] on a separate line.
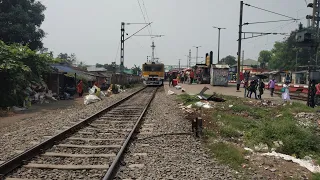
[175, 85, 182, 90]
[202, 104, 213, 108]
[12, 106, 26, 111]
[194, 101, 212, 108]
[167, 90, 175, 95]
[84, 95, 101, 105]
[194, 101, 204, 107]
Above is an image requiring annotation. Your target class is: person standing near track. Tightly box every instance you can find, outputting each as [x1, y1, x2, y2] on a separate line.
[190, 70, 194, 84]
[77, 80, 83, 97]
[281, 82, 291, 103]
[268, 78, 276, 97]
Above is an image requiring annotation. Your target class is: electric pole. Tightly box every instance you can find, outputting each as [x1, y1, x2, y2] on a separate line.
[189, 49, 192, 68]
[178, 59, 181, 71]
[305, 0, 320, 107]
[119, 22, 152, 73]
[120, 22, 125, 73]
[193, 46, 201, 64]
[213, 26, 226, 64]
[151, 41, 155, 62]
[236, 1, 244, 91]
[241, 50, 244, 72]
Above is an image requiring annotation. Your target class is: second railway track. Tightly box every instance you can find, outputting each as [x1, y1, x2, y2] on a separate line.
[1, 86, 158, 180]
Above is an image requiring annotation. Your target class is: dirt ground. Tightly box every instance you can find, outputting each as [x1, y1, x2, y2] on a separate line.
[0, 97, 83, 130]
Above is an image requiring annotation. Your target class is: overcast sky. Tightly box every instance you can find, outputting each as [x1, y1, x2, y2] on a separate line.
[39, 0, 310, 68]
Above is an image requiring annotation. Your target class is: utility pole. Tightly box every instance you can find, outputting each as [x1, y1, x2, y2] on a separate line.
[241, 50, 244, 72]
[189, 49, 192, 68]
[193, 46, 201, 64]
[236, 1, 244, 91]
[178, 59, 181, 71]
[151, 41, 155, 62]
[306, 0, 320, 107]
[120, 22, 125, 73]
[119, 22, 152, 73]
[213, 26, 226, 64]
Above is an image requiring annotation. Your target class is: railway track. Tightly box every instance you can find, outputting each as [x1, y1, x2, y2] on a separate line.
[273, 91, 307, 101]
[0, 86, 158, 180]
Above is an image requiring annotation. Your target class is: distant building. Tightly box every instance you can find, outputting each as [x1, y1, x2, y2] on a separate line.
[86, 65, 107, 72]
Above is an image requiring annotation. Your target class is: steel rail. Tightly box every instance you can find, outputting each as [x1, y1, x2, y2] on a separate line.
[0, 86, 147, 178]
[102, 87, 158, 180]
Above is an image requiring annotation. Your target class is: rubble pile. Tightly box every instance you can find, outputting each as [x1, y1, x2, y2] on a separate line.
[295, 112, 317, 128]
[245, 100, 277, 107]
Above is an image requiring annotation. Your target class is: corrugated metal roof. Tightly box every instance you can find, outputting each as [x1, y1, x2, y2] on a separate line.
[87, 65, 107, 72]
[51, 65, 77, 73]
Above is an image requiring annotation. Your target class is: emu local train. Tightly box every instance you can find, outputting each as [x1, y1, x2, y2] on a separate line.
[142, 62, 165, 86]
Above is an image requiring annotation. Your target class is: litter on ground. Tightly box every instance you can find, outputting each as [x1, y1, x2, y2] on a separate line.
[262, 151, 320, 173]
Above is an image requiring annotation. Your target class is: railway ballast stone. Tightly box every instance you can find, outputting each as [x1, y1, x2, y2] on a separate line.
[116, 87, 236, 179]
[0, 86, 142, 162]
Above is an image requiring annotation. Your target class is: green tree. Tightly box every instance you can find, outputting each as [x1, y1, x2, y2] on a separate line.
[96, 63, 103, 68]
[0, 40, 55, 107]
[258, 50, 272, 68]
[268, 24, 311, 71]
[0, 0, 46, 50]
[131, 64, 141, 75]
[57, 53, 77, 65]
[220, 55, 237, 66]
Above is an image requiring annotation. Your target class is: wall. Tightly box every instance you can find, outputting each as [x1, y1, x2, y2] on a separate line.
[211, 68, 229, 86]
[111, 74, 141, 85]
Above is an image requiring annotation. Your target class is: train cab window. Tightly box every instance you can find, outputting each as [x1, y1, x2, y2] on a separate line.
[143, 65, 163, 71]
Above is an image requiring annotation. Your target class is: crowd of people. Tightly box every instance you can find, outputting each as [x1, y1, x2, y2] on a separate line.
[245, 77, 292, 103]
[168, 69, 195, 86]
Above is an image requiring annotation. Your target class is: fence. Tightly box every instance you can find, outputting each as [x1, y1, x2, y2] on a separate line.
[111, 74, 141, 85]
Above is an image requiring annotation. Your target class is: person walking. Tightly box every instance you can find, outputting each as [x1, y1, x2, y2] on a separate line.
[248, 80, 258, 99]
[258, 79, 265, 99]
[168, 74, 173, 87]
[190, 70, 194, 84]
[77, 80, 83, 97]
[268, 78, 276, 97]
[281, 82, 291, 103]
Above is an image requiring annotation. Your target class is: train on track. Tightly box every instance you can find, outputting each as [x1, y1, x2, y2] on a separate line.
[142, 62, 165, 86]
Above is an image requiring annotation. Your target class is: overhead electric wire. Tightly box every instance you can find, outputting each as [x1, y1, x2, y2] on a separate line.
[244, 3, 297, 20]
[245, 20, 297, 44]
[142, 0, 153, 35]
[137, 0, 152, 41]
[244, 19, 299, 25]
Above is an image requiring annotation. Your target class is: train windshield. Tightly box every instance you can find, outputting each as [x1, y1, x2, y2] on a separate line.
[143, 65, 163, 71]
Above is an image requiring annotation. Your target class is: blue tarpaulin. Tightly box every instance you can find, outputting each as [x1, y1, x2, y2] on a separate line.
[51, 65, 77, 73]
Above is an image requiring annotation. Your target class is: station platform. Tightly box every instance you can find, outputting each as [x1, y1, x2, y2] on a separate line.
[164, 82, 280, 101]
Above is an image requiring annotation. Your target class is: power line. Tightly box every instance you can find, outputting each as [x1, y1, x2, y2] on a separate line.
[137, 0, 152, 41]
[243, 19, 299, 25]
[245, 20, 297, 44]
[142, 0, 152, 35]
[244, 3, 297, 20]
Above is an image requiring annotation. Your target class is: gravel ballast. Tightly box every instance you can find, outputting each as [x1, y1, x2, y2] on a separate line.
[116, 87, 236, 179]
[0, 86, 142, 162]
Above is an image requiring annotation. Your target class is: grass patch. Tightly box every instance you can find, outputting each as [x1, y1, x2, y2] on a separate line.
[209, 142, 246, 169]
[178, 94, 320, 169]
[312, 173, 320, 180]
[177, 94, 199, 105]
[220, 126, 241, 138]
